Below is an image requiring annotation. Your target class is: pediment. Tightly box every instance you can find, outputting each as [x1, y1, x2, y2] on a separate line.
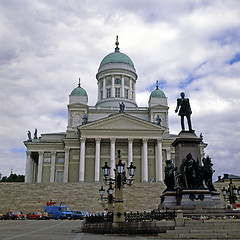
[79, 113, 165, 132]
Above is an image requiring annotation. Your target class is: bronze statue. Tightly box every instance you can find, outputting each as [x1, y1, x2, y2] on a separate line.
[202, 156, 216, 191]
[175, 92, 193, 132]
[83, 113, 88, 125]
[27, 131, 32, 141]
[164, 159, 177, 191]
[119, 102, 125, 113]
[156, 115, 162, 125]
[34, 128, 38, 139]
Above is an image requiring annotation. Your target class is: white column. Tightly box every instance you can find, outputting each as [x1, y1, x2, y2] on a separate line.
[129, 78, 132, 100]
[37, 151, 44, 183]
[63, 148, 70, 183]
[103, 77, 106, 99]
[79, 138, 86, 182]
[156, 139, 163, 182]
[133, 82, 136, 101]
[98, 81, 101, 101]
[142, 139, 148, 182]
[50, 151, 56, 183]
[166, 148, 171, 160]
[95, 138, 101, 182]
[25, 151, 31, 183]
[128, 139, 133, 167]
[110, 138, 116, 178]
[121, 75, 124, 98]
[111, 76, 115, 97]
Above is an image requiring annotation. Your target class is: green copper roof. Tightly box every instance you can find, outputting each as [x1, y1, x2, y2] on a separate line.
[99, 47, 135, 68]
[70, 86, 87, 96]
[150, 88, 166, 98]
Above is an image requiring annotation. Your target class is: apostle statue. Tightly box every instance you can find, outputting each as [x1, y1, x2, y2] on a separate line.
[119, 102, 125, 113]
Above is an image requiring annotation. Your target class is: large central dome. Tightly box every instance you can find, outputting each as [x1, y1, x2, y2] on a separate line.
[99, 47, 135, 68]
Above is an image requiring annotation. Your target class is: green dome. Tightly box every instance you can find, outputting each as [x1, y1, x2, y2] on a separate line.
[99, 47, 134, 68]
[70, 86, 87, 96]
[150, 88, 166, 98]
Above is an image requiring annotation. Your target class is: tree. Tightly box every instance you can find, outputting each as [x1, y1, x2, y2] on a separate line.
[1, 172, 25, 182]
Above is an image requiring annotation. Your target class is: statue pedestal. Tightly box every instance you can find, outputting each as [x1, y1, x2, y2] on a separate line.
[172, 131, 202, 172]
[159, 189, 224, 210]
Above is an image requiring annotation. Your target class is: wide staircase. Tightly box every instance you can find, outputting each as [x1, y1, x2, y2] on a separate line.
[0, 182, 166, 214]
[157, 219, 240, 239]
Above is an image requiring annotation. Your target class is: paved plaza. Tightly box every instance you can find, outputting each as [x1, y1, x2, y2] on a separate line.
[0, 220, 149, 240]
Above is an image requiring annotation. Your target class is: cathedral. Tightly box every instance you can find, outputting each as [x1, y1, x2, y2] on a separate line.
[24, 38, 206, 183]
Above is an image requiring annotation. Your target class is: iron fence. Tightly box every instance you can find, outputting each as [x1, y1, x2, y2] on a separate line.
[124, 210, 176, 222]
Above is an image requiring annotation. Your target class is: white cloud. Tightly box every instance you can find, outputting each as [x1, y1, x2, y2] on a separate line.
[0, 0, 239, 180]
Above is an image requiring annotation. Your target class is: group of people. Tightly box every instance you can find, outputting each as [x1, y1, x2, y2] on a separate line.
[46, 200, 63, 206]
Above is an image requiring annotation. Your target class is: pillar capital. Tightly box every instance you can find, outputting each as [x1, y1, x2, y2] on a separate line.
[142, 138, 148, 143]
[80, 137, 86, 142]
[110, 138, 116, 143]
[95, 138, 101, 143]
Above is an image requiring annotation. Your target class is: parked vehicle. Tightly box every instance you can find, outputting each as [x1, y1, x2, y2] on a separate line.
[44, 205, 73, 219]
[26, 211, 43, 220]
[4, 211, 25, 220]
[72, 210, 89, 220]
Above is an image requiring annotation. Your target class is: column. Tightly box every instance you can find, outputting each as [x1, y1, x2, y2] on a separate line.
[98, 81, 101, 101]
[25, 151, 31, 183]
[79, 138, 86, 182]
[142, 139, 148, 182]
[121, 75, 124, 98]
[166, 148, 171, 160]
[129, 78, 132, 100]
[37, 151, 43, 183]
[63, 148, 70, 183]
[95, 138, 101, 182]
[128, 139, 133, 167]
[110, 138, 116, 178]
[50, 151, 56, 183]
[156, 139, 163, 182]
[103, 77, 106, 99]
[111, 76, 115, 97]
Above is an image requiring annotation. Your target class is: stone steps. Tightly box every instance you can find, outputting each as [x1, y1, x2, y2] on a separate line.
[158, 219, 240, 239]
[0, 182, 166, 214]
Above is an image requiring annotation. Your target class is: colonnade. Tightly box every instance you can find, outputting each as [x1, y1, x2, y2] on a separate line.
[25, 138, 171, 183]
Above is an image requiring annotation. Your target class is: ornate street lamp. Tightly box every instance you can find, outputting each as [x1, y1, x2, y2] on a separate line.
[100, 149, 136, 223]
[221, 179, 240, 206]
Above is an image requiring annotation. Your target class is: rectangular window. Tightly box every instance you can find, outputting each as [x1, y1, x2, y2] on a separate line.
[115, 88, 120, 98]
[57, 157, 64, 163]
[107, 88, 111, 98]
[124, 89, 129, 99]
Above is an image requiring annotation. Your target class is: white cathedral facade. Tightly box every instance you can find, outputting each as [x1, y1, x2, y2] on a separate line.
[24, 39, 206, 183]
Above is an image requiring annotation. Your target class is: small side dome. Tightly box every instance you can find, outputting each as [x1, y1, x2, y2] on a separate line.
[150, 88, 166, 98]
[70, 80, 87, 96]
[71, 87, 87, 96]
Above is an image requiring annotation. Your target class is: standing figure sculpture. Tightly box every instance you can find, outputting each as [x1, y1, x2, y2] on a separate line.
[202, 156, 216, 191]
[175, 92, 193, 132]
[83, 113, 88, 125]
[164, 159, 177, 191]
[119, 102, 125, 113]
[156, 115, 162, 126]
[34, 128, 38, 139]
[27, 131, 32, 141]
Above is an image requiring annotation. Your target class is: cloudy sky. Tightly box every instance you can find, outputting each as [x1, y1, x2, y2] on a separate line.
[0, 0, 239, 180]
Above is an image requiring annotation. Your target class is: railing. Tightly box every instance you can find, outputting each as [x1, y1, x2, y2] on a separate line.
[124, 210, 176, 222]
[85, 212, 113, 224]
[85, 210, 176, 223]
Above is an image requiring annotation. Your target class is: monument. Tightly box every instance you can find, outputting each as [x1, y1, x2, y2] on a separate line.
[159, 92, 223, 210]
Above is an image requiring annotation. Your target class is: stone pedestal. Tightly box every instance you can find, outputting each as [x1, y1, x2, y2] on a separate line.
[159, 189, 224, 210]
[172, 131, 202, 172]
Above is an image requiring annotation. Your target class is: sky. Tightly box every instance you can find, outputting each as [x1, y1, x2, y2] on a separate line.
[0, 0, 240, 181]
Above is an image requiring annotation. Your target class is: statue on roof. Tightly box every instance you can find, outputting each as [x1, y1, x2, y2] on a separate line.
[83, 113, 88, 125]
[27, 130, 32, 141]
[175, 92, 193, 132]
[119, 102, 125, 113]
[34, 128, 38, 139]
[156, 115, 162, 125]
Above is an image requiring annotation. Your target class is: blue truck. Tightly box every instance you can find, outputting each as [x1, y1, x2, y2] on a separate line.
[44, 205, 73, 219]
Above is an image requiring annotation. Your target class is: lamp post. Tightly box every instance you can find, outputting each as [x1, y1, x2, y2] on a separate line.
[221, 179, 240, 207]
[101, 150, 136, 223]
